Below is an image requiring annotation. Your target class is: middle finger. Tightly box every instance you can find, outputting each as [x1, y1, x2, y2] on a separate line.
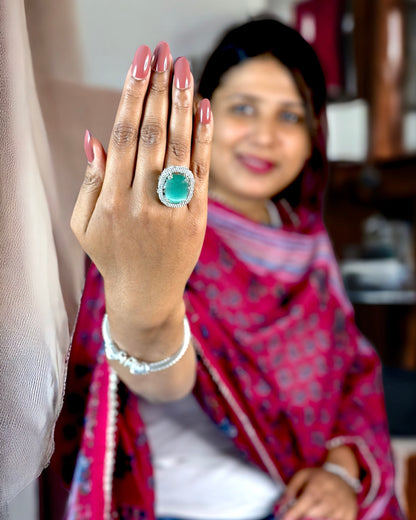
[134, 41, 173, 197]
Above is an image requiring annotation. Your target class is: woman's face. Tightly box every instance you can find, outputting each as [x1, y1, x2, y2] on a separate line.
[209, 55, 312, 218]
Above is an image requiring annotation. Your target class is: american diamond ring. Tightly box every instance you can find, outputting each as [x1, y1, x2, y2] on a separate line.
[157, 166, 195, 208]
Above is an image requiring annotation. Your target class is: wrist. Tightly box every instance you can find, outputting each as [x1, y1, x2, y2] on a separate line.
[322, 462, 362, 494]
[325, 444, 360, 479]
[105, 286, 186, 326]
[103, 312, 191, 375]
[105, 299, 187, 361]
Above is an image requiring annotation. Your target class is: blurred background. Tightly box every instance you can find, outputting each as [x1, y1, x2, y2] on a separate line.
[8, 0, 416, 517]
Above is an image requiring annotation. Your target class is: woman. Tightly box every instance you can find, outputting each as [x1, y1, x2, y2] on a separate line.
[52, 17, 404, 520]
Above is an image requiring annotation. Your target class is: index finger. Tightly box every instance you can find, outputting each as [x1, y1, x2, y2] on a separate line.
[103, 45, 152, 192]
[284, 468, 310, 499]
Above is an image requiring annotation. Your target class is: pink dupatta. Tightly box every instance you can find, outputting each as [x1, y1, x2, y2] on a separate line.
[52, 198, 404, 519]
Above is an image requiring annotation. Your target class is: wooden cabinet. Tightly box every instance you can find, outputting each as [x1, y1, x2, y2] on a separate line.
[324, 157, 416, 369]
[317, 0, 416, 371]
[353, 0, 406, 160]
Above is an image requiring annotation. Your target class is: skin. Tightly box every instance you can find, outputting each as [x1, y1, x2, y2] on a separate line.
[71, 44, 359, 519]
[281, 444, 359, 520]
[208, 55, 311, 224]
[71, 43, 213, 401]
[206, 55, 359, 520]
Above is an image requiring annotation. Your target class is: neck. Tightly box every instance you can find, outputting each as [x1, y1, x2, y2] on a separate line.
[208, 191, 275, 226]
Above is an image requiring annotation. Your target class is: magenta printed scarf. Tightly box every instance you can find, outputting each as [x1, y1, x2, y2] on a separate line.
[51, 199, 404, 520]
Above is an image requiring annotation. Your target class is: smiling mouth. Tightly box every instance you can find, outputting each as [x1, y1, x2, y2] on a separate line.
[237, 154, 275, 174]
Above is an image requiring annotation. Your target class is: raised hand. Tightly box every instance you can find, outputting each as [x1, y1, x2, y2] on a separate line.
[71, 42, 213, 399]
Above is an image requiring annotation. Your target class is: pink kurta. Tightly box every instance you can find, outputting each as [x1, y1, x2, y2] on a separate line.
[52, 198, 404, 519]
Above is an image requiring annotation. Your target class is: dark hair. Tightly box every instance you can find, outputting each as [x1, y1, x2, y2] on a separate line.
[198, 16, 326, 130]
[197, 16, 328, 216]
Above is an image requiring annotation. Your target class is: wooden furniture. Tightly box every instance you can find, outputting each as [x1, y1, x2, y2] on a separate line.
[325, 157, 416, 368]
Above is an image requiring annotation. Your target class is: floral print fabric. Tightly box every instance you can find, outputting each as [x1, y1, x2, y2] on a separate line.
[52, 200, 404, 519]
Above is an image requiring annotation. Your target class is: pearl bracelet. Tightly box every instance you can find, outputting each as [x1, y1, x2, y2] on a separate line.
[102, 313, 191, 375]
[322, 462, 362, 493]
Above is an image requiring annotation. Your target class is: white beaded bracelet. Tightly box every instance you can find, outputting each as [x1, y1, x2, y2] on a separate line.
[322, 462, 362, 493]
[102, 313, 191, 375]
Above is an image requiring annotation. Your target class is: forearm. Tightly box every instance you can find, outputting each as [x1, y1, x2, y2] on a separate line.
[105, 300, 197, 401]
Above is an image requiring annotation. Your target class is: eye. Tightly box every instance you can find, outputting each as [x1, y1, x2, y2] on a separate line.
[229, 103, 255, 116]
[279, 110, 304, 124]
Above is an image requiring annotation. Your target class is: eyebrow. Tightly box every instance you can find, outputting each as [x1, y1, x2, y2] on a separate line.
[224, 93, 306, 109]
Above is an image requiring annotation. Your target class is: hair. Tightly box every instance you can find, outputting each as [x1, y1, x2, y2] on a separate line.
[197, 16, 328, 217]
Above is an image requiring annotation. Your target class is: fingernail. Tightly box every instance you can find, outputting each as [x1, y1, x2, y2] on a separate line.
[174, 57, 191, 89]
[84, 129, 94, 163]
[132, 45, 151, 79]
[151, 41, 170, 72]
[199, 98, 211, 124]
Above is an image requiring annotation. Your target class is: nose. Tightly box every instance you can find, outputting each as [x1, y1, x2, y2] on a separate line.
[251, 115, 280, 146]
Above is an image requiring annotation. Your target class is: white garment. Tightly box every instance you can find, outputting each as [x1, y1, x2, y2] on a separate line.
[0, 0, 81, 511]
[139, 395, 282, 520]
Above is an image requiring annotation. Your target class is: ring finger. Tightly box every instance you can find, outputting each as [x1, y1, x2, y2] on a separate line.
[133, 41, 174, 200]
[164, 57, 193, 172]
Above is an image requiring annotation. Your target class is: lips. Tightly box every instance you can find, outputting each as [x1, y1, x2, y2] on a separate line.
[237, 153, 275, 174]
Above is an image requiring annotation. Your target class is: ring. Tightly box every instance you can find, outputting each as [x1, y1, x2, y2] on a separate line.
[157, 166, 195, 208]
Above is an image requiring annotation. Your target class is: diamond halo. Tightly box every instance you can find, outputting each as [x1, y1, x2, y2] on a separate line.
[157, 165, 195, 208]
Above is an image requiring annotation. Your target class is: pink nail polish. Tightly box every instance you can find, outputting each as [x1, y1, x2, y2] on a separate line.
[199, 99, 211, 124]
[152, 41, 170, 72]
[84, 130, 94, 163]
[174, 57, 191, 89]
[132, 45, 151, 79]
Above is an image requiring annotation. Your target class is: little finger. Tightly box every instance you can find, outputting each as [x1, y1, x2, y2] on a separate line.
[187, 98, 213, 213]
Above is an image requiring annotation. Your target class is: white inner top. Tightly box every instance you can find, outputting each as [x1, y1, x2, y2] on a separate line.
[139, 394, 282, 520]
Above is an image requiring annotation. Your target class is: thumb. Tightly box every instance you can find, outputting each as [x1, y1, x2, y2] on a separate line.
[282, 468, 312, 502]
[71, 130, 107, 238]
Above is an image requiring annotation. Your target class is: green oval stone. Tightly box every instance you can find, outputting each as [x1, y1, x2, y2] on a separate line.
[164, 173, 189, 203]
